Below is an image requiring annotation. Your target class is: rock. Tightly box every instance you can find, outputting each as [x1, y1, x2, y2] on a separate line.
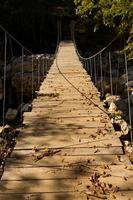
[115, 98, 128, 111]
[11, 54, 50, 75]
[112, 116, 129, 135]
[1, 125, 17, 141]
[11, 72, 43, 97]
[120, 119, 129, 135]
[19, 103, 32, 113]
[125, 146, 133, 154]
[130, 91, 133, 104]
[120, 71, 133, 85]
[5, 108, 18, 121]
[0, 137, 4, 145]
[124, 140, 130, 147]
[108, 102, 117, 113]
[11, 55, 37, 74]
[105, 95, 120, 106]
[126, 80, 133, 88]
[1, 125, 13, 138]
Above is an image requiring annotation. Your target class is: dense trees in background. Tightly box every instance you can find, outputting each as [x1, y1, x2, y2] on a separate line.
[0, 0, 75, 53]
[74, 0, 133, 58]
[0, 0, 132, 57]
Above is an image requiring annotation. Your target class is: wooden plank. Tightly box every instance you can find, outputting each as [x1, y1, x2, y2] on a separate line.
[15, 132, 122, 149]
[0, 192, 86, 200]
[2, 42, 130, 198]
[1, 166, 92, 180]
[6, 155, 130, 168]
[0, 177, 132, 194]
[0, 179, 77, 193]
[23, 121, 111, 129]
[23, 112, 107, 118]
[3, 165, 132, 181]
[13, 146, 123, 155]
[28, 107, 104, 114]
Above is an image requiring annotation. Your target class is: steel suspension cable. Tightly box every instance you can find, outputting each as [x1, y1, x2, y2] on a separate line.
[0, 25, 32, 55]
[3, 32, 7, 126]
[93, 57, 97, 85]
[100, 53, 104, 97]
[55, 46, 109, 116]
[124, 53, 133, 146]
[115, 56, 120, 95]
[32, 54, 34, 100]
[21, 48, 24, 117]
[109, 52, 113, 95]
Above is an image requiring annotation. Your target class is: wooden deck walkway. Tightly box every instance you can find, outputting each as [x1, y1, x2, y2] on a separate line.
[0, 42, 133, 200]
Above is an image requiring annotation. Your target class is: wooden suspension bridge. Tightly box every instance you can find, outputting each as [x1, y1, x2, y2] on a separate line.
[0, 42, 133, 200]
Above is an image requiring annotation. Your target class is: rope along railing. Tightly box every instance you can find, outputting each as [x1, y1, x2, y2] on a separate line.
[0, 25, 52, 127]
[71, 23, 133, 146]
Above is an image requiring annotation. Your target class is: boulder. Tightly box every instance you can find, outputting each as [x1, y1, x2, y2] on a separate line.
[11, 56, 36, 74]
[108, 102, 117, 113]
[105, 95, 120, 106]
[120, 119, 129, 135]
[1, 125, 17, 141]
[126, 80, 133, 88]
[120, 71, 133, 85]
[19, 103, 32, 113]
[11, 54, 50, 76]
[115, 98, 128, 111]
[130, 91, 133, 104]
[5, 108, 18, 121]
[11, 72, 43, 97]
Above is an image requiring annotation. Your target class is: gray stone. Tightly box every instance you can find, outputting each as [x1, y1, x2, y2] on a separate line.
[5, 108, 18, 121]
[120, 119, 129, 135]
[108, 102, 117, 113]
[105, 95, 120, 106]
[130, 91, 133, 104]
[120, 71, 133, 85]
[19, 103, 32, 113]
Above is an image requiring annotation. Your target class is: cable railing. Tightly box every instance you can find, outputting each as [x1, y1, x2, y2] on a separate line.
[0, 25, 53, 127]
[72, 24, 133, 146]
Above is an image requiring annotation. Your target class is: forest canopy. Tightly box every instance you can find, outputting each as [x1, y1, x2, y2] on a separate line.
[74, 0, 133, 58]
[0, 0, 132, 57]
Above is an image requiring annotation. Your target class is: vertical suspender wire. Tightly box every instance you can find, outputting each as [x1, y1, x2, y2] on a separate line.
[124, 53, 133, 146]
[84, 60, 86, 70]
[95, 56, 98, 83]
[31, 54, 34, 100]
[109, 52, 113, 95]
[39, 57, 41, 85]
[91, 58, 94, 81]
[115, 56, 120, 95]
[43, 56, 45, 77]
[94, 56, 97, 85]
[46, 57, 48, 75]
[86, 60, 89, 74]
[3, 32, 7, 127]
[37, 58, 39, 88]
[9, 37, 13, 58]
[100, 53, 104, 97]
[91, 58, 93, 79]
[89, 58, 92, 77]
[21, 47, 24, 118]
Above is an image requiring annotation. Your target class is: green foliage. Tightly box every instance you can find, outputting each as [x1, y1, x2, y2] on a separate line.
[74, 0, 133, 56]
